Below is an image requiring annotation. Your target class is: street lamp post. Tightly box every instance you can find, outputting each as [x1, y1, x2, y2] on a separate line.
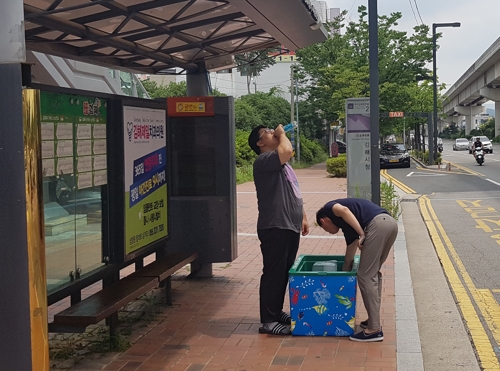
[432, 22, 460, 165]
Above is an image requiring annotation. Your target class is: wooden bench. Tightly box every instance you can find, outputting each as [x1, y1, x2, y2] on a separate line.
[129, 251, 199, 305]
[51, 251, 198, 334]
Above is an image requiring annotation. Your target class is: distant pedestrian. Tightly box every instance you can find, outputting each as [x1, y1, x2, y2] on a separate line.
[316, 198, 398, 342]
[248, 124, 309, 335]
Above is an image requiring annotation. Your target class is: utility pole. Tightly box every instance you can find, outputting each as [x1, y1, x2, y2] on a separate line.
[368, 0, 380, 205]
[295, 77, 300, 162]
[290, 65, 294, 124]
[290, 65, 295, 163]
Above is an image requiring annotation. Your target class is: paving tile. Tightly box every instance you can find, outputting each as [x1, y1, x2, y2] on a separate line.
[48, 164, 398, 371]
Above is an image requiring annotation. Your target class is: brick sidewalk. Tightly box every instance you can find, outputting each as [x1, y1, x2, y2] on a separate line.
[52, 162, 396, 371]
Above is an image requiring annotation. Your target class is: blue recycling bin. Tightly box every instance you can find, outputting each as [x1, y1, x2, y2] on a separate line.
[288, 255, 359, 336]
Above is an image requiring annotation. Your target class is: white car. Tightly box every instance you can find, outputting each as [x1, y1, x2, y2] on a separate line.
[453, 138, 469, 151]
[468, 136, 493, 154]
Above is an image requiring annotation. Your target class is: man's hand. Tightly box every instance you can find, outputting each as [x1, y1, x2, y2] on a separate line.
[274, 124, 285, 138]
[302, 219, 309, 236]
[357, 235, 365, 249]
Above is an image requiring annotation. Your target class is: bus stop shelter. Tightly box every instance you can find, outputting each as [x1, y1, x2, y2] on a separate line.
[0, 1, 327, 370]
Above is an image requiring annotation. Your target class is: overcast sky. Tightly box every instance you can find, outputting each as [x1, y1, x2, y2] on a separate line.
[324, 0, 499, 106]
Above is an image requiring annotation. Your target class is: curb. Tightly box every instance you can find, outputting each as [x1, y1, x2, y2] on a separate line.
[395, 202, 424, 371]
[380, 174, 425, 370]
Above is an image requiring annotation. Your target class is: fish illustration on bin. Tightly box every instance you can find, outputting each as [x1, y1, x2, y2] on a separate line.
[288, 255, 359, 336]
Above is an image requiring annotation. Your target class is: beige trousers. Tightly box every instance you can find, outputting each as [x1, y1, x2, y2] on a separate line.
[357, 214, 398, 330]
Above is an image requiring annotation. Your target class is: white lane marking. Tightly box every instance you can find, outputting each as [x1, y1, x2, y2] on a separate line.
[238, 233, 342, 239]
[406, 172, 446, 177]
[486, 178, 500, 186]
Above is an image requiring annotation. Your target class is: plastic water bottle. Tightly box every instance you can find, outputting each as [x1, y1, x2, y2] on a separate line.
[283, 122, 296, 132]
[312, 260, 337, 272]
[322, 260, 338, 272]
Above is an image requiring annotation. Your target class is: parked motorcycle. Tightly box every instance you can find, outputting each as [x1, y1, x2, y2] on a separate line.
[474, 148, 485, 166]
[438, 145, 443, 153]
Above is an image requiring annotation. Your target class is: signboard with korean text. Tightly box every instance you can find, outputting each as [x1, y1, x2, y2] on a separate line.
[167, 96, 214, 117]
[123, 106, 168, 255]
[40, 91, 107, 189]
[346, 98, 371, 200]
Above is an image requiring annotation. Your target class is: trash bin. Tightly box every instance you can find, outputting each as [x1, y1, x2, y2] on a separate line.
[288, 254, 359, 336]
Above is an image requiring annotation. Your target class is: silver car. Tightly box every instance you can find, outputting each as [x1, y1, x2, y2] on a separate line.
[453, 138, 469, 151]
[469, 136, 493, 153]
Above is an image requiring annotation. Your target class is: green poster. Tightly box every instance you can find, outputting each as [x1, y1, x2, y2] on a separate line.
[40, 91, 107, 188]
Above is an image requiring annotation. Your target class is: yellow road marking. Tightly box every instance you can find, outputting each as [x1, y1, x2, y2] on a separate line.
[492, 289, 500, 293]
[380, 169, 416, 194]
[420, 196, 500, 370]
[445, 160, 485, 177]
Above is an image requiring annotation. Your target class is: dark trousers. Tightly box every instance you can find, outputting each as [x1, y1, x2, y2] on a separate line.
[257, 228, 300, 323]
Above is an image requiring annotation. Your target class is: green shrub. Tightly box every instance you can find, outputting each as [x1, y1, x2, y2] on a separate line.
[299, 144, 314, 163]
[492, 135, 500, 143]
[235, 129, 256, 166]
[297, 136, 328, 165]
[380, 180, 401, 220]
[421, 150, 441, 165]
[326, 156, 347, 177]
[236, 164, 253, 184]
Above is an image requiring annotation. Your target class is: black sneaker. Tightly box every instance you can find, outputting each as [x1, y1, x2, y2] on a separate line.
[349, 329, 384, 342]
[359, 320, 368, 329]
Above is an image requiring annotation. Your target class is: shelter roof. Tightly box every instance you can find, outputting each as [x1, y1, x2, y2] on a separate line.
[24, 0, 327, 74]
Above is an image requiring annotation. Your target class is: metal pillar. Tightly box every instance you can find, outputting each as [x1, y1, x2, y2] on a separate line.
[0, 1, 48, 369]
[0, 64, 33, 371]
[496, 102, 500, 137]
[186, 63, 212, 277]
[186, 65, 209, 96]
[432, 29, 437, 166]
[368, 0, 380, 205]
[295, 80, 300, 162]
[427, 113, 433, 161]
[433, 22, 460, 164]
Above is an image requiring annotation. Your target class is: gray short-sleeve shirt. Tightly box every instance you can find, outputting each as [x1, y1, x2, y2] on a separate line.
[253, 150, 303, 232]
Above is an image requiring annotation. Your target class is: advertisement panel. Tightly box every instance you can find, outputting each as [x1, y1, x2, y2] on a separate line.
[346, 98, 371, 200]
[123, 106, 168, 255]
[40, 92, 107, 189]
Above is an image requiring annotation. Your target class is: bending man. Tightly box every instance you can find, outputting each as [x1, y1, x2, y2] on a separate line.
[316, 198, 397, 342]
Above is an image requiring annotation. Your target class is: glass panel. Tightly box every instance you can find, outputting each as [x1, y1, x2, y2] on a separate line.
[41, 91, 107, 292]
[75, 185, 104, 276]
[43, 175, 77, 291]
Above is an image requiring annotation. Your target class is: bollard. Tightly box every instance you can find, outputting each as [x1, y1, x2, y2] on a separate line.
[448, 162, 451, 171]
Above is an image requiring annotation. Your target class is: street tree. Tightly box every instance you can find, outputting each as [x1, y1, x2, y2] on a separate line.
[237, 91, 291, 129]
[142, 80, 226, 98]
[234, 48, 279, 94]
[295, 6, 438, 139]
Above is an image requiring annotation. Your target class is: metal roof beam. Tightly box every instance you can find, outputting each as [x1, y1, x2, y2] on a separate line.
[96, 0, 224, 55]
[162, 28, 266, 54]
[24, 4, 198, 71]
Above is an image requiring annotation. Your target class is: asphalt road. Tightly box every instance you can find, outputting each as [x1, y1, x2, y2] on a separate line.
[383, 139, 500, 369]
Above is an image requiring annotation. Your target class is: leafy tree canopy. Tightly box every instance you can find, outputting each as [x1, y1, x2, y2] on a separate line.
[237, 91, 291, 129]
[142, 80, 226, 98]
[234, 48, 278, 94]
[295, 6, 441, 139]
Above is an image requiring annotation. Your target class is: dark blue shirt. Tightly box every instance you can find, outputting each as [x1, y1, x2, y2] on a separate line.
[320, 198, 389, 245]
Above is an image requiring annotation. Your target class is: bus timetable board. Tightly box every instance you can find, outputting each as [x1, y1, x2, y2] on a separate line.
[345, 98, 371, 200]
